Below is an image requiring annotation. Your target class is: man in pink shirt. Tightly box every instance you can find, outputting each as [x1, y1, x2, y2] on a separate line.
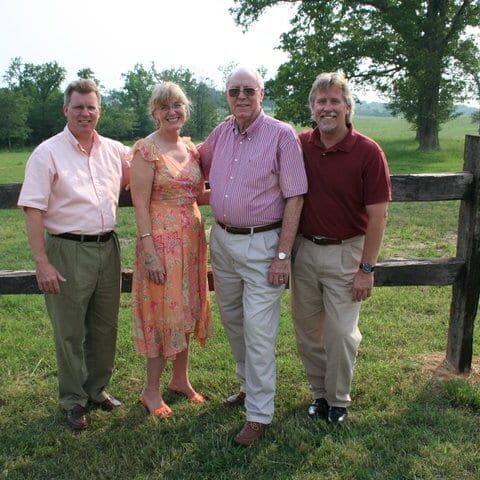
[18, 79, 129, 430]
[199, 67, 308, 446]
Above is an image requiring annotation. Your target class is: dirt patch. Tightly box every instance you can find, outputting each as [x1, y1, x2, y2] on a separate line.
[418, 352, 480, 383]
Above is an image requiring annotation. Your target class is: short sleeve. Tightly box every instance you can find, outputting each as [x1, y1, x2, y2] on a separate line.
[130, 138, 159, 163]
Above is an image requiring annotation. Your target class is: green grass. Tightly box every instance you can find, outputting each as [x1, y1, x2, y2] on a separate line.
[0, 116, 479, 480]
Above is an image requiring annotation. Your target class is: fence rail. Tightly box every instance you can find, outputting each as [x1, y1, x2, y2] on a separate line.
[1, 135, 479, 373]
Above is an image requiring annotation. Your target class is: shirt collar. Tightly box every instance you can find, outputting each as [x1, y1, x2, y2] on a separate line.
[64, 125, 100, 153]
[310, 123, 357, 153]
[230, 110, 265, 139]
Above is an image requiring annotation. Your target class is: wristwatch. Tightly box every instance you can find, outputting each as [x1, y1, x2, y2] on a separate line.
[277, 251, 291, 260]
[359, 262, 375, 273]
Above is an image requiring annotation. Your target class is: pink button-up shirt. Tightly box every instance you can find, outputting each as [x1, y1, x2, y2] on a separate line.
[18, 126, 129, 235]
[199, 111, 307, 227]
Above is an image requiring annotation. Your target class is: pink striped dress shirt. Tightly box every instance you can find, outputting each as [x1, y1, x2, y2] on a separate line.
[199, 111, 308, 227]
[18, 127, 129, 235]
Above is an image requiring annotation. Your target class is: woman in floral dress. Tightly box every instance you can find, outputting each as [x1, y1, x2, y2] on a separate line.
[130, 82, 211, 417]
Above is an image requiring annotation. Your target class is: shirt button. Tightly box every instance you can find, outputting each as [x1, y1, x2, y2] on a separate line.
[225, 194, 228, 198]
[234, 158, 238, 162]
[230, 176, 233, 179]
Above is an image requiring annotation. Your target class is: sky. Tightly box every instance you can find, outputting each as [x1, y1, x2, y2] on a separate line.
[0, 0, 296, 91]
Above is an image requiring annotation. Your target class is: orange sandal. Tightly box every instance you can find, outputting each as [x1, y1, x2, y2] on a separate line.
[139, 396, 173, 418]
[168, 389, 205, 404]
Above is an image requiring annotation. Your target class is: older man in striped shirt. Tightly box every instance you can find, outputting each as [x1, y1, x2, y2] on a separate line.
[199, 66, 308, 446]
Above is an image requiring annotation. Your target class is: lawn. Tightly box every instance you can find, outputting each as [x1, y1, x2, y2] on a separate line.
[0, 116, 479, 480]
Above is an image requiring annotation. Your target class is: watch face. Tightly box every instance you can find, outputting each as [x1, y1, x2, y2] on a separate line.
[360, 263, 374, 273]
[278, 252, 287, 260]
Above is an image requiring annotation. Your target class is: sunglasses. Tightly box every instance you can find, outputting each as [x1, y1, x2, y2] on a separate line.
[227, 87, 259, 97]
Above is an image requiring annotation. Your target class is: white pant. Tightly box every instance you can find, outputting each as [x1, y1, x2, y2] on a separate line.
[210, 224, 285, 424]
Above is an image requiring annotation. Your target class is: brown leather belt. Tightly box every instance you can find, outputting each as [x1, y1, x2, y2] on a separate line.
[217, 221, 282, 235]
[303, 234, 342, 245]
[52, 231, 114, 243]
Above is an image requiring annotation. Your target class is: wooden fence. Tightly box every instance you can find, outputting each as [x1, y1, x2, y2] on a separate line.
[0, 135, 479, 373]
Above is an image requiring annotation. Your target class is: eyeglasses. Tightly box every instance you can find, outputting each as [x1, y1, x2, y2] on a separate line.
[158, 102, 185, 112]
[227, 87, 259, 98]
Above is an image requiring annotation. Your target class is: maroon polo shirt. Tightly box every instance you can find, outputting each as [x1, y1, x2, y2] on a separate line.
[299, 125, 391, 240]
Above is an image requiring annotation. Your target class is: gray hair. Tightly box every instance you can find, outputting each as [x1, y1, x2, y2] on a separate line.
[309, 72, 355, 124]
[226, 67, 264, 89]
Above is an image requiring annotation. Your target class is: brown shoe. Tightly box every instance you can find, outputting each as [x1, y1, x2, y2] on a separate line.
[92, 393, 122, 411]
[223, 391, 246, 407]
[234, 421, 267, 446]
[65, 404, 88, 430]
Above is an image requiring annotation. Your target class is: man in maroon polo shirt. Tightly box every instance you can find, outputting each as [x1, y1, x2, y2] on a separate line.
[291, 72, 391, 425]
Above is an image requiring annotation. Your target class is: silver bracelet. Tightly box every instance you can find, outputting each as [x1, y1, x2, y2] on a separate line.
[140, 232, 152, 239]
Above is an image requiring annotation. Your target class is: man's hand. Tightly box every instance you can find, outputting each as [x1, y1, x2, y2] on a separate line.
[36, 260, 66, 294]
[268, 258, 290, 286]
[352, 271, 374, 302]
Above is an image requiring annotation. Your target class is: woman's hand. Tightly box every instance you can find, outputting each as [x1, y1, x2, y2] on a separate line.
[144, 252, 166, 284]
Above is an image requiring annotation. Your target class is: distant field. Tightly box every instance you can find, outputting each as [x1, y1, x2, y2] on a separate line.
[1, 115, 477, 184]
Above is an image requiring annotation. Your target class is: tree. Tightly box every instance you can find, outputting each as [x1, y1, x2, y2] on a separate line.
[76, 68, 102, 88]
[0, 88, 30, 149]
[97, 90, 136, 141]
[461, 42, 480, 134]
[188, 81, 221, 139]
[231, 0, 480, 150]
[3, 57, 66, 143]
[120, 63, 157, 138]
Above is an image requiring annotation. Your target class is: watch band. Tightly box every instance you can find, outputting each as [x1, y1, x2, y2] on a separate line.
[359, 262, 375, 273]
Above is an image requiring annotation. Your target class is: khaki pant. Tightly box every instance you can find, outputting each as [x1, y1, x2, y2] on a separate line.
[210, 224, 285, 424]
[45, 233, 121, 410]
[291, 235, 364, 408]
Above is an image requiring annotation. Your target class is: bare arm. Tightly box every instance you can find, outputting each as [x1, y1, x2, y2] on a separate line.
[196, 186, 210, 206]
[268, 195, 304, 285]
[120, 154, 131, 189]
[24, 207, 66, 294]
[130, 151, 165, 284]
[352, 202, 389, 301]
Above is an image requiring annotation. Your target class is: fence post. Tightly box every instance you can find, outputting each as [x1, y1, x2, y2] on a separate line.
[447, 135, 480, 372]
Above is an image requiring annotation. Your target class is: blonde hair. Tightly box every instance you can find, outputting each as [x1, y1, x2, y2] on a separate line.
[309, 72, 355, 124]
[149, 82, 191, 119]
[64, 79, 101, 106]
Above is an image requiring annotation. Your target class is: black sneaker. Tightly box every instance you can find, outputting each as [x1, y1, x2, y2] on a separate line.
[327, 406, 348, 425]
[307, 398, 329, 419]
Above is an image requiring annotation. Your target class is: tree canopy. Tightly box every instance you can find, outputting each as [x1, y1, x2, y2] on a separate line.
[231, 0, 480, 150]
[0, 58, 223, 148]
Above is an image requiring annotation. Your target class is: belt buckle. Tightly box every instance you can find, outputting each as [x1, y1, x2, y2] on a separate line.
[312, 235, 328, 243]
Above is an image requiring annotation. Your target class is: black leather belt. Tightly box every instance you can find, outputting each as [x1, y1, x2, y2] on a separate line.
[303, 234, 342, 245]
[52, 231, 114, 242]
[217, 221, 282, 235]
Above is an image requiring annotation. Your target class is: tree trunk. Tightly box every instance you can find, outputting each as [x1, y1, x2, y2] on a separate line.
[417, 119, 440, 151]
[416, 76, 441, 151]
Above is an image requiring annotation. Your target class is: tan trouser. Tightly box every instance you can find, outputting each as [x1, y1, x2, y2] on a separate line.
[210, 224, 285, 424]
[291, 235, 364, 408]
[45, 233, 121, 410]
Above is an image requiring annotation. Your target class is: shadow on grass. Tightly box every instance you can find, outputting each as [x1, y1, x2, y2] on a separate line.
[2, 379, 479, 480]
